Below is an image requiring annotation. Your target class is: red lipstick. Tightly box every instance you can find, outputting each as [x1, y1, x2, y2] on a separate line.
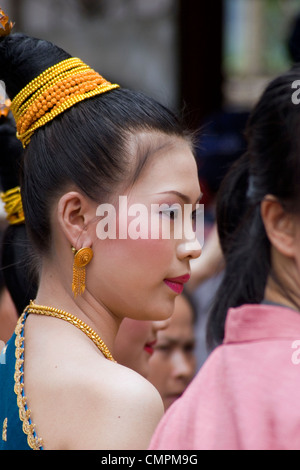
[164, 273, 191, 294]
[144, 340, 156, 355]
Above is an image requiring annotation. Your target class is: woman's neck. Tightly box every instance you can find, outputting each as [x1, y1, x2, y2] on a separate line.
[264, 273, 300, 313]
[35, 264, 120, 353]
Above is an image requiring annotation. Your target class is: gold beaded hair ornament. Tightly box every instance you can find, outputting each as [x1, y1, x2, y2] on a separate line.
[10, 57, 120, 148]
[1, 7, 119, 148]
[1, 186, 25, 225]
[1, 9, 118, 294]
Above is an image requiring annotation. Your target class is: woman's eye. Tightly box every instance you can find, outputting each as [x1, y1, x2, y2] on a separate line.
[159, 206, 181, 220]
[184, 342, 196, 353]
[155, 344, 172, 353]
[191, 207, 203, 232]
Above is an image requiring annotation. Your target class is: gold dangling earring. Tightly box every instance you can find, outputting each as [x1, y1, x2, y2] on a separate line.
[71, 246, 93, 297]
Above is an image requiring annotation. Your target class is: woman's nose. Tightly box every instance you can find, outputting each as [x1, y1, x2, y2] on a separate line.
[152, 319, 171, 332]
[177, 235, 202, 261]
[172, 351, 196, 380]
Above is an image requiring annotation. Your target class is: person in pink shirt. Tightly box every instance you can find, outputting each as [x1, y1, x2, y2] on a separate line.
[149, 64, 300, 450]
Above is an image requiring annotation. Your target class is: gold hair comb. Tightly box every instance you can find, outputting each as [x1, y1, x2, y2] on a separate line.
[0, 8, 14, 37]
[0, 97, 11, 118]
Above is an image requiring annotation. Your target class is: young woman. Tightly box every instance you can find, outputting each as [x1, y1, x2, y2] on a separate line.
[0, 11, 201, 450]
[149, 64, 300, 450]
[0, 103, 38, 322]
[0, 101, 30, 342]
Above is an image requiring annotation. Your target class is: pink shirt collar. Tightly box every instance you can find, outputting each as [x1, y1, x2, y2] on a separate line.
[224, 303, 300, 344]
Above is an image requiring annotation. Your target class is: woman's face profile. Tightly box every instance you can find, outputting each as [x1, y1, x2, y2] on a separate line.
[86, 131, 202, 322]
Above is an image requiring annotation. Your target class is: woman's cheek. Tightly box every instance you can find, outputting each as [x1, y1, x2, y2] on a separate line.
[116, 211, 176, 260]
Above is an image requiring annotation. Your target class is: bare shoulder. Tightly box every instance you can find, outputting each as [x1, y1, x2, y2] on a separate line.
[24, 317, 164, 450]
[109, 360, 164, 414]
[31, 353, 164, 450]
[72, 360, 165, 450]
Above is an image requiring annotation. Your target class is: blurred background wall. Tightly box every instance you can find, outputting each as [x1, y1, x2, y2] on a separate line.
[1, 0, 299, 140]
[1, 0, 180, 109]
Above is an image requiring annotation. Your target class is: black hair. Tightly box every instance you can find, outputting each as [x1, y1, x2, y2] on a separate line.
[0, 33, 192, 255]
[287, 13, 300, 64]
[207, 64, 300, 349]
[0, 114, 38, 314]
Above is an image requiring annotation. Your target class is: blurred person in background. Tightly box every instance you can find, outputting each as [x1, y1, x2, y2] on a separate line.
[188, 110, 249, 368]
[149, 63, 300, 450]
[0, 96, 37, 343]
[147, 290, 197, 411]
[0, 232, 18, 344]
[114, 318, 170, 378]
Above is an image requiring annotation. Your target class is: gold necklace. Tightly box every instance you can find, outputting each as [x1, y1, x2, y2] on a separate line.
[25, 301, 116, 362]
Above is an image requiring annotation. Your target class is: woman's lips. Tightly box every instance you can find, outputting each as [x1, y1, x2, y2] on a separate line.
[164, 274, 190, 294]
[144, 340, 156, 355]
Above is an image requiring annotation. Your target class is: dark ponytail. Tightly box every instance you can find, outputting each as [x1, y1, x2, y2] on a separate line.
[206, 154, 270, 349]
[207, 64, 300, 348]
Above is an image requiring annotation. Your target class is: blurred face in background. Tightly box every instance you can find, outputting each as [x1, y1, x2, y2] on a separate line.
[147, 293, 197, 410]
[0, 286, 18, 344]
[114, 317, 170, 378]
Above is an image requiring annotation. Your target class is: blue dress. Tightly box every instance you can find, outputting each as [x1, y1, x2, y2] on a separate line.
[0, 313, 43, 450]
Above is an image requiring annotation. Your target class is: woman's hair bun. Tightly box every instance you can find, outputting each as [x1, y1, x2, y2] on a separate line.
[0, 31, 71, 100]
[0, 8, 70, 99]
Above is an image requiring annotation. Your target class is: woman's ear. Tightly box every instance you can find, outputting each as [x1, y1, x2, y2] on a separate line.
[56, 191, 94, 250]
[261, 195, 296, 258]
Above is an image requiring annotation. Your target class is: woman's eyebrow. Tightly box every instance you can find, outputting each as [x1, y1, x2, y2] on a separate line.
[158, 190, 203, 204]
